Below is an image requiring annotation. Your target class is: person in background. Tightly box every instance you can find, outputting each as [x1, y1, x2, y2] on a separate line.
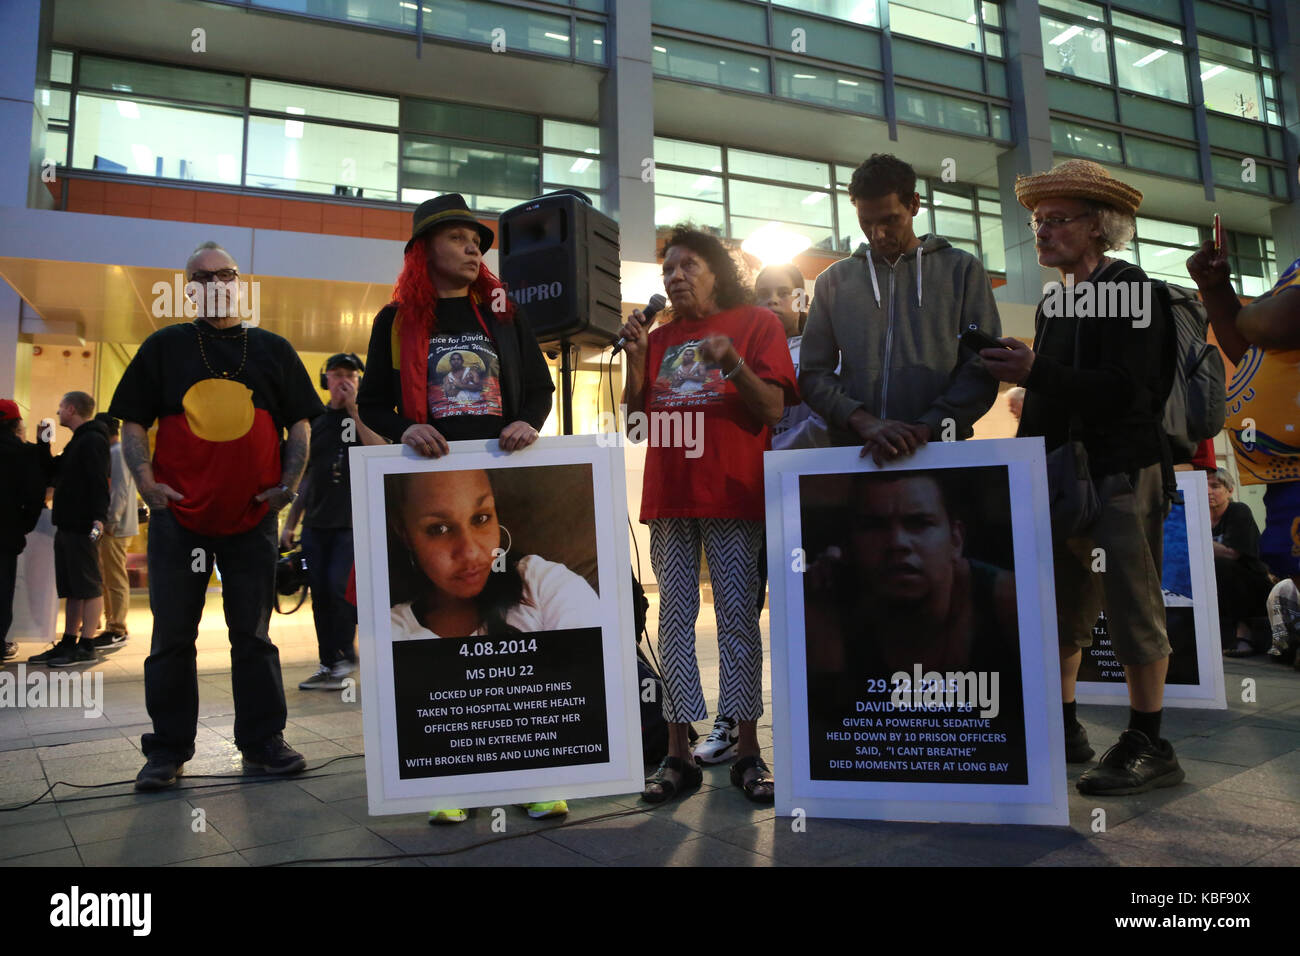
[1266, 574, 1300, 669]
[757, 263, 828, 452]
[0, 400, 52, 662]
[1207, 468, 1272, 657]
[28, 392, 110, 667]
[618, 225, 797, 805]
[280, 352, 384, 690]
[92, 413, 136, 651]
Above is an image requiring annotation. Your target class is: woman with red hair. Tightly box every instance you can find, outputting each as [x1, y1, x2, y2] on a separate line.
[356, 194, 558, 825]
[357, 194, 554, 456]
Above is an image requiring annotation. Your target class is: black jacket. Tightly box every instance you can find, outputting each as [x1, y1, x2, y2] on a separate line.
[357, 302, 554, 443]
[0, 429, 52, 554]
[1018, 260, 1175, 478]
[51, 419, 111, 534]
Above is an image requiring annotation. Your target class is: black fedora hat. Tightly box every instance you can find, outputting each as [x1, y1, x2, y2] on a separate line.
[405, 193, 494, 253]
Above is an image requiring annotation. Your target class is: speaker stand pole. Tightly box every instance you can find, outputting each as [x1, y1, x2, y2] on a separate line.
[559, 338, 574, 436]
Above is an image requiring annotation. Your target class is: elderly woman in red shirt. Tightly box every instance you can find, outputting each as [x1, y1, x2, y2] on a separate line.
[617, 225, 798, 805]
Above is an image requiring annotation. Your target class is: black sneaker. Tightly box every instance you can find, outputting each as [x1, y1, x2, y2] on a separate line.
[2, 640, 17, 662]
[28, 636, 76, 664]
[49, 641, 98, 667]
[1065, 722, 1095, 763]
[1076, 729, 1185, 796]
[240, 734, 307, 775]
[135, 754, 184, 791]
[92, 631, 128, 650]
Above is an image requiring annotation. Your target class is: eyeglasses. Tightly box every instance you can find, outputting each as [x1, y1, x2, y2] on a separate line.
[190, 268, 239, 283]
[1026, 214, 1092, 233]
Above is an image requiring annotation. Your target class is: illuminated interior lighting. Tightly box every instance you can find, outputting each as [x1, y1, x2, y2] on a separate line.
[1133, 49, 1167, 68]
[1049, 26, 1084, 45]
[115, 100, 139, 119]
[740, 222, 812, 268]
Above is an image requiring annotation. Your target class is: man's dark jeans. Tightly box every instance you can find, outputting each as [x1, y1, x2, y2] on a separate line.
[301, 526, 357, 666]
[142, 507, 285, 760]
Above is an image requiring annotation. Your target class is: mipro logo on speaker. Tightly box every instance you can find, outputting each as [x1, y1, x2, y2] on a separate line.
[513, 280, 564, 304]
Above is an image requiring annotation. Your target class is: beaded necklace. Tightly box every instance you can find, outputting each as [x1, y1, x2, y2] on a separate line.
[192, 320, 248, 379]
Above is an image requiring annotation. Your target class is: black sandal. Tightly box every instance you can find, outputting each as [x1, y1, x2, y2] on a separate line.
[642, 755, 703, 804]
[730, 754, 775, 805]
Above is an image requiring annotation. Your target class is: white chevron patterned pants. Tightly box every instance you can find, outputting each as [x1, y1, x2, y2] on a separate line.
[649, 518, 765, 723]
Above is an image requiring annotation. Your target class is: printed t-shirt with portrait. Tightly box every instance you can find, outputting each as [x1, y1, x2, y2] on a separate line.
[109, 321, 323, 537]
[426, 297, 504, 442]
[639, 305, 798, 522]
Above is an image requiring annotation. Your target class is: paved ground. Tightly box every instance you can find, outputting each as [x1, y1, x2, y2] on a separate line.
[2, 591, 1299, 867]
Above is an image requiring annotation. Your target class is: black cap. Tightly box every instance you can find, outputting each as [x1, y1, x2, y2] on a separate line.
[405, 193, 494, 254]
[325, 352, 365, 374]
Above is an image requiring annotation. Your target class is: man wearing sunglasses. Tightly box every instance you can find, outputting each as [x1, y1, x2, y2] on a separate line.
[110, 241, 324, 790]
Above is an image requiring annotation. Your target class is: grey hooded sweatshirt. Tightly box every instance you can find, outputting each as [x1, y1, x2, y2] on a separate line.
[799, 234, 1001, 445]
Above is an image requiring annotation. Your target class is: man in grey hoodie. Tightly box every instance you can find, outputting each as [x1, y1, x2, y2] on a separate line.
[800, 154, 1000, 464]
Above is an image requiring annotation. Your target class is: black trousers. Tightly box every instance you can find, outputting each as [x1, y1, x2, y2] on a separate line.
[0, 548, 17, 642]
[142, 508, 286, 760]
[301, 526, 357, 666]
[1215, 555, 1273, 651]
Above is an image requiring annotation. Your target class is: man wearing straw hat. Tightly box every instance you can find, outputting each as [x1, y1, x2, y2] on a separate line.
[980, 160, 1182, 796]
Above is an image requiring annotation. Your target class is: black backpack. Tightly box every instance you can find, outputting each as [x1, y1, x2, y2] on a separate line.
[1159, 282, 1227, 463]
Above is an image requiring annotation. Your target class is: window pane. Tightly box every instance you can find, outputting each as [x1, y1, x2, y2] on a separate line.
[728, 149, 829, 187]
[254, 0, 417, 31]
[1135, 218, 1199, 246]
[730, 180, 833, 228]
[1193, 1, 1253, 43]
[774, 63, 883, 114]
[79, 55, 244, 107]
[893, 39, 984, 90]
[44, 130, 68, 167]
[404, 99, 537, 145]
[772, 0, 879, 26]
[1113, 38, 1187, 101]
[1124, 137, 1199, 179]
[72, 94, 243, 183]
[982, 2, 1001, 27]
[1111, 12, 1182, 45]
[655, 195, 725, 232]
[576, 20, 605, 63]
[1041, 0, 1103, 19]
[896, 86, 988, 136]
[772, 12, 882, 69]
[990, 105, 1011, 141]
[985, 30, 1003, 58]
[934, 208, 977, 240]
[426, 1, 571, 58]
[401, 133, 539, 204]
[1207, 114, 1267, 157]
[1198, 34, 1254, 67]
[543, 152, 600, 191]
[544, 120, 599, 153]
[652, 0, 766, 45]
[731, 214, 835, 251]
[654, 138, 722, 170]
[1040, 16, 1109, 84]
[980, 214, 1004, 272]
[1047, 75, 1116, 121]
[51, 50, 73, 85]
[249, 79, 397, 127]
[931, 187, 973, 211]
[1051, 120, 1121, 164]
[40, 88, 71, 123]
[652, 37, 770, 93]
[889, 0, 980, 52]
[1118, 93, 1194, 139]
[655, 168, 724, 203]
[1200, 60, 1264, 120]
[1212, 153, 1268, 195]
[247, 117, 397, 199]
[836, 193, 867, 251]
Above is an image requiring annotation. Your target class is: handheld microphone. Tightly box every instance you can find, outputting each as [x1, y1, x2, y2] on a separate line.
[610, 294, 667, 355]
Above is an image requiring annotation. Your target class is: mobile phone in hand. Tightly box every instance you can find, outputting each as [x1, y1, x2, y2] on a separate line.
[960, 325, 1010, 353]
[1213, 213, 1223, 254]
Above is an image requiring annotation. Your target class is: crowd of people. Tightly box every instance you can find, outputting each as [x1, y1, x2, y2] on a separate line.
[2, 154, 1297, 815]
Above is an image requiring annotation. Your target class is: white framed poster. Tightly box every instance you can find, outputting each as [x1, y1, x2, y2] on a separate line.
[351, 436, 644, 815]
[1075, 469, 1228, 709]
[765, 438, 1068, 826]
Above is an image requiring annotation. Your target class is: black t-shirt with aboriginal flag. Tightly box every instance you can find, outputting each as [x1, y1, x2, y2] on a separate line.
[109, 321, 323, 536]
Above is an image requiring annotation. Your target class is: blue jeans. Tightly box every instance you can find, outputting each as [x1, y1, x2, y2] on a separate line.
[142, 508, 286, 760]
[301, 526, 357, 666]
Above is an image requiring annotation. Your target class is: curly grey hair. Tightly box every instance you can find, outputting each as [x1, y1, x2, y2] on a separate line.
[1085, 201, 1136, 253]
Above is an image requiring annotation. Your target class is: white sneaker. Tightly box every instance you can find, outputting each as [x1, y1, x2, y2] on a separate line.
[693, 716, 739, 764]
[298, 662, 353, 691]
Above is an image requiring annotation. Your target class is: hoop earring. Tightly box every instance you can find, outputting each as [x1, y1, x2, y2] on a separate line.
[498, 524, 512, 555]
